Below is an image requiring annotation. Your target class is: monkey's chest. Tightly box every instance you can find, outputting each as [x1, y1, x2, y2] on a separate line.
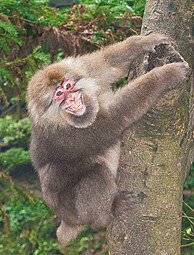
[49, 128, 119, 161]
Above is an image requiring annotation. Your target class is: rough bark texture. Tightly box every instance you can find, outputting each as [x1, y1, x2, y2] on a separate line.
[107, 1, 194, 254]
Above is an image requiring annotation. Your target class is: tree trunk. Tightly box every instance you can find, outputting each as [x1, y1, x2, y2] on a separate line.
[107, 1, 194, 254]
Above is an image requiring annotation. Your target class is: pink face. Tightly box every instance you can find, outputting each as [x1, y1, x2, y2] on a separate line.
[53, 79, 86, 116]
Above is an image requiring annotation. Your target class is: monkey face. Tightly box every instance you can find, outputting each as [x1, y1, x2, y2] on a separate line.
[53, 79, 86, 117]
[52, 77, 99, 128]
[27, 66, 99, 129]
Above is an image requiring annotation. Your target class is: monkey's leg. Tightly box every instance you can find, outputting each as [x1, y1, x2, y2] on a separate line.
[75, 166, 118, 229]
[56, 221, 82, 247]
[75, 165, 140, 229]
[108, 62, 189, 129]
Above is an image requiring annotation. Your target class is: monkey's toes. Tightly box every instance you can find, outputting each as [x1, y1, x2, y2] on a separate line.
[112, 191, 142, 217]
[57, 223, 82, 247]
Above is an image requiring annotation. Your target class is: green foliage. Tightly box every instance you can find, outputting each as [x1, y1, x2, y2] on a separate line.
[80, 0, 133, 19]
[32, 46, 51, 64]
[182, 202, 194, 254]
[65, 226, 107, 255]
[0, 20, 21, 53]
[0, 0, 66, 26]
[80, 0, 146, 17]
[0, 116, 31, 170]
[184, 163, 194, 191]
[0, 116, 31, 147]
[0, 174, 60, 255]
[128, 0, 146, 16]
[0, 148, 31, 170]
[182, 164, 194, 254]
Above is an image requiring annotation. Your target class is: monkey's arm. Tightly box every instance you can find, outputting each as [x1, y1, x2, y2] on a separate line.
[72, 33, 171, 86]
[107, 62, 189, 129]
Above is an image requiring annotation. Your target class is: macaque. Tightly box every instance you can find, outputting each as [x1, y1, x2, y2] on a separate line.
[27, 33, 189, 247]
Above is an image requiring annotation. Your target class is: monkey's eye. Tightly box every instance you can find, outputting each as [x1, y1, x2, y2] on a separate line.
[62, 79, 75, 91]
[54, 87, 64, 99]
[56, 90, 63, 96]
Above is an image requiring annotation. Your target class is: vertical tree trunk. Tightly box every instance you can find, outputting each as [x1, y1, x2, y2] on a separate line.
[107, 1, 194, 254]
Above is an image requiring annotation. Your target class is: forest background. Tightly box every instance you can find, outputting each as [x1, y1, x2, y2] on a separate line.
[0, 0, 193, 254]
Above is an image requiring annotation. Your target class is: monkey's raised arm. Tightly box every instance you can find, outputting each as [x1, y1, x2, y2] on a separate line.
[45, 33, 171, 91]
[68, 33, 171, 87]
[107, 62, 189, 129]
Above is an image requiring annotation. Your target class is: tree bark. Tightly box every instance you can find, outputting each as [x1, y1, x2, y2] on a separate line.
[107, 1, 194, 254]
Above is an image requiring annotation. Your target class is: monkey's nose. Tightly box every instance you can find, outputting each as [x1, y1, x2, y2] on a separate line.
[67, 93, 75, 102]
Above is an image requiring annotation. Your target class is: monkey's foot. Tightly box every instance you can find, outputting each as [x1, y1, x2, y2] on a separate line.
[111, 191, 142, 217]
[57, 221, 82, 247]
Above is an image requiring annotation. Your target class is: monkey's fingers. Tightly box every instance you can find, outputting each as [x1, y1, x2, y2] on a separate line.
[142, 32, 174, 54]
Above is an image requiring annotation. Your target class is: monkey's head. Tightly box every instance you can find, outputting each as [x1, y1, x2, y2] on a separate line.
[27, 63, 100, 129]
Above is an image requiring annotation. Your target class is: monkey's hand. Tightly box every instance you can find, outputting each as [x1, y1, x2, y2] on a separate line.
[77, 33, 173, 87]
[108, 61, 190, 129]
[162, 61, 190, 89]
[140, 33, 173, 54]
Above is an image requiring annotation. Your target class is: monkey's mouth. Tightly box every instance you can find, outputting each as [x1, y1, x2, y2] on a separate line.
[61, 91, 86, 116]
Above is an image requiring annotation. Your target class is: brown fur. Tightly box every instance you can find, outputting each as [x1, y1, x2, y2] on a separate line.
[27, 33, 189, 247]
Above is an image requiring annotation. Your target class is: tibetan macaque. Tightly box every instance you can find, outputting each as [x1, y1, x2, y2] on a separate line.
[27, 33, 189, 247]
